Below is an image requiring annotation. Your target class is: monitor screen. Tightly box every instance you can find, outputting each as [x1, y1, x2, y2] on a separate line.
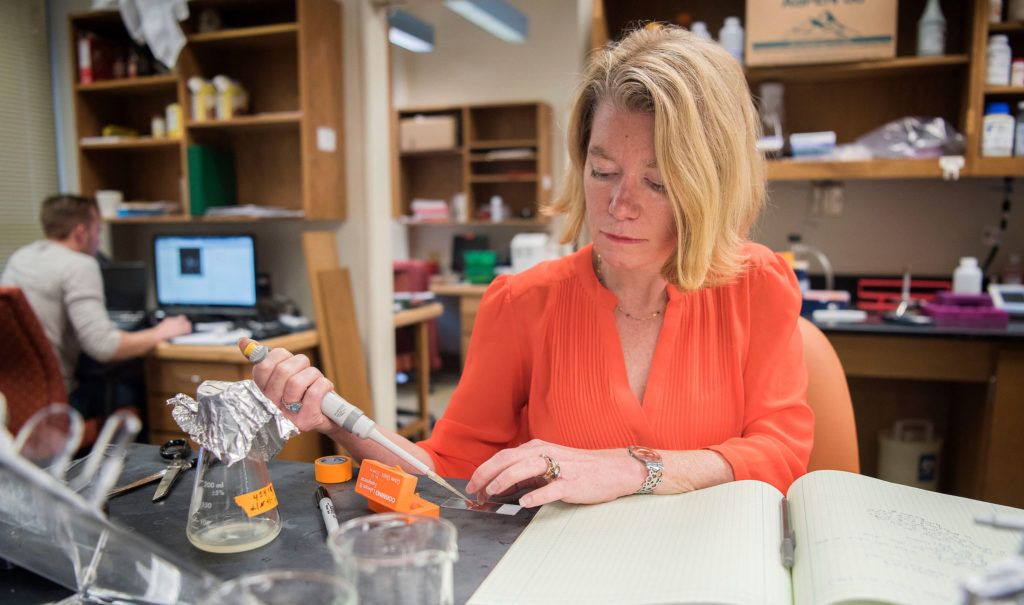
[101, 260, 148, 312]
[153, 234, 257, 314]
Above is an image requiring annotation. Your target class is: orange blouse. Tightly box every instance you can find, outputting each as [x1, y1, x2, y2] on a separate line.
[418, 242, 813, 493]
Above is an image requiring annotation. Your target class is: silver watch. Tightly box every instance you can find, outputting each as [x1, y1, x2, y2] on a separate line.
[627, 446, 663, 494]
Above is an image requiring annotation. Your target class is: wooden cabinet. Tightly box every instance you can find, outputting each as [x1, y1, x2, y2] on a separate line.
[596, 0, 1024, 180]
[395, 102, 552, 224]
[69, 0, 345, 222]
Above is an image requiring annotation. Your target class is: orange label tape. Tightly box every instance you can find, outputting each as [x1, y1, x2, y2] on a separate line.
[315, 455, 353, 483]
[233, 483, 278, 518]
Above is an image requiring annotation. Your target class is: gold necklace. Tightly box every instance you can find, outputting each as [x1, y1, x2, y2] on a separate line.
[594, 253, 667, 322]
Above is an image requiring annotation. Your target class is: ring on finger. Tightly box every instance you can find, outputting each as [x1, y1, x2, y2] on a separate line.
[285, 402, 303, 413]
[540, 453, 560, 480]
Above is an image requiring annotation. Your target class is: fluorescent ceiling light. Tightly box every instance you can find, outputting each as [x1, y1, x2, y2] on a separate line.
[388, 9, 434, 53]
[444, 0, 528, 43]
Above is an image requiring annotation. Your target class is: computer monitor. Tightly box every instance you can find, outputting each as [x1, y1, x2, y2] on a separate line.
[153, 234, 258, 317]
[101, 260, 147, 312]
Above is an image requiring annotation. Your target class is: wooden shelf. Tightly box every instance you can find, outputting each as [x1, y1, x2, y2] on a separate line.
[469, 174, 537, 183]
[75, 74, 179, 94]
[468, 139, 538, 150]
[400, 148, 463, 158]
[107, 213, 306, 224]
[766, 158, 947, 181]
[983, 85, 1024, 95]
[185, 111, 301, 131]
[186, 23, 298, 48]
[746, 55, 969, 84]
[469, 152, 538, 162]
[399, 217, 549, 227]
[967, 157, 1024, 177]
[80, 137, 182, 151]
[989, 22, 1024, 33]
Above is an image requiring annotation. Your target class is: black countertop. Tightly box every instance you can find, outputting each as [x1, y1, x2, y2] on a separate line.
[814, 316, 1024, 341]
[3, 443, 535, 604]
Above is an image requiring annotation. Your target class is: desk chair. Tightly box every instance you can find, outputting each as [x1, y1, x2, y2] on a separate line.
[798, 316, 860, 473]
[0, 287, 69, 435]
[0, 287, 107, 449]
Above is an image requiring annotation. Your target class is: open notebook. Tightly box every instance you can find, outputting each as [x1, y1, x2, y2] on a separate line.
[468, 471, 1023, 605]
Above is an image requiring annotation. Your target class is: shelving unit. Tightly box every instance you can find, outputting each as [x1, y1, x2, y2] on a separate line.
[966, 0, 1024, 175]
[68, 0, 345, 222]
[394, 102, 552, 225]
[597, 0, 1024, 180]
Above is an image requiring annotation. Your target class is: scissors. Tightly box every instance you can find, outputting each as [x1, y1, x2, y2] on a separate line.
[107, 439, 194, 502]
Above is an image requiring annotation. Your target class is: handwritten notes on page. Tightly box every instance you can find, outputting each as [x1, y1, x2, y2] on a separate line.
[468, 480, 792, 605]
[789, 470, 1021, 605]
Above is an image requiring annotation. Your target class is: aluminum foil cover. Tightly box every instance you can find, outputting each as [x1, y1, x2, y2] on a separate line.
[167, 380, 298, 466]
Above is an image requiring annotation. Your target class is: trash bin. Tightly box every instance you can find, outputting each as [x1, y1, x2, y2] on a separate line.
[877, 419, 942, 491]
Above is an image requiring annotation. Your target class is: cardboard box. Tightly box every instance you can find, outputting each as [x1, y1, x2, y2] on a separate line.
[745, 0, 897, 67]
[400, 115, 457, 151]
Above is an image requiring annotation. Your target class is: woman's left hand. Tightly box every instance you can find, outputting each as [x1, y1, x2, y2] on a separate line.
[466, 439, 644, 508]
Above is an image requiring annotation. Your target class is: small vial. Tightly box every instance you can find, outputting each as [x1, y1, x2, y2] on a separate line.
[151, 116, 166, 138]
[1013, 59, 1024, 86]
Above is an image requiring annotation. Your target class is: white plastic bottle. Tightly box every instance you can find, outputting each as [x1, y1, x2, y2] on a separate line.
[690, 21, 712, 40]
[987, 34, 1012, 85]
[953, 257, 983, 295]
[984, 102, 1015, 156]
[917, 0, 946, 56]
[718, 17, 744, 64]
[992, 0, 1005, 23]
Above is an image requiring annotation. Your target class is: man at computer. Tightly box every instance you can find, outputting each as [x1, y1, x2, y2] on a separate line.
[1, 194, 191, 418]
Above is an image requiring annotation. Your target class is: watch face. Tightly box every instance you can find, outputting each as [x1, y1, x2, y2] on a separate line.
[630, 446, 661, 462]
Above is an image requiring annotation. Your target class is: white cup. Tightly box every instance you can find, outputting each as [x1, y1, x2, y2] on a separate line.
[95, 190, 123, 219]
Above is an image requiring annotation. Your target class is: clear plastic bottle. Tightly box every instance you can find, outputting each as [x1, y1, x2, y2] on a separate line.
[917, 0, 946, 56]
[718, 17, 744, 64]
[984, 102, 1015, 157]
[1002, 253, 1023, 285]
[953, 257, 983, 295]
[987, 34, 1012, 85]
[689, 21, 712, 40]
[756, 82, 786, 158]
[1015, 101, 1024, 156]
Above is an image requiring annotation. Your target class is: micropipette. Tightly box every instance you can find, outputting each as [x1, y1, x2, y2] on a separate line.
[242, 340, 471, 503]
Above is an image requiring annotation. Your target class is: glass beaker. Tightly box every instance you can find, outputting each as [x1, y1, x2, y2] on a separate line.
[186, 446, 282, 553]
[328, 513, 458, 605]
[200, 570, 357, 605]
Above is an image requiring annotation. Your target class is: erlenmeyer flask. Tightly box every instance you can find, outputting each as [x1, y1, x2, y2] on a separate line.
[186, 446, 281, 553]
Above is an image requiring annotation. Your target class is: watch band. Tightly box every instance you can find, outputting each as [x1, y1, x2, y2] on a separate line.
[627, 446, 664, 494]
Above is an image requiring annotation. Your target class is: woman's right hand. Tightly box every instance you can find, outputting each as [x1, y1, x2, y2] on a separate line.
[238, 338, 336, 434]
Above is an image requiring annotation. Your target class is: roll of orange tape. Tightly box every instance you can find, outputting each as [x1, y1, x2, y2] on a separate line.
[315, 455, 353, 483]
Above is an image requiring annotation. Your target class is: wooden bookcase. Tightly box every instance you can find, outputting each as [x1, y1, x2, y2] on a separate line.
[596, 0, 1024, 180]
[395, 102, 552, 224]
[69, 0, 345, 222]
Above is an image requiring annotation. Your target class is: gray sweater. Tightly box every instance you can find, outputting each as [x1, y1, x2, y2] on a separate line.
[1, 240, 120, 393]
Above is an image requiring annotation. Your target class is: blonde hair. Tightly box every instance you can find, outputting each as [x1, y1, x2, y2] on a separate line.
[544, 24, 765, 291]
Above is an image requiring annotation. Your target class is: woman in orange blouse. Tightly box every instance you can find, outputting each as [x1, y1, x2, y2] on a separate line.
[243, 25, 813, 507]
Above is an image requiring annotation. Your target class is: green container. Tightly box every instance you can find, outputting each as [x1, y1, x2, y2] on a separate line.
[187, 145, 236, 216]
[463, 250, 496, 284]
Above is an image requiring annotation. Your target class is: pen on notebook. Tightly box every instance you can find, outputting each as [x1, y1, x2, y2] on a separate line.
[780, 497, 795, 568]
[316, 486, 339, 534]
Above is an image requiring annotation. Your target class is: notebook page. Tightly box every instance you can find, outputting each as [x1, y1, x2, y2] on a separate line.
[468, 480, 792, 605]
[789, 470, 1022, 605]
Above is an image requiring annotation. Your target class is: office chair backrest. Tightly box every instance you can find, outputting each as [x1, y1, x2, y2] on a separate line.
[0, 287, 68, 435]
[798, 316, 860, 474]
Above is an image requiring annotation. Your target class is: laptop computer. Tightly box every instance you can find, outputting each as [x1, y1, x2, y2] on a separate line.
[101, 261, 148, 330]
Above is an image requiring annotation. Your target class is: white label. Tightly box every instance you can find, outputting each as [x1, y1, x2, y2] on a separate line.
[316, 127, 337, 152]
